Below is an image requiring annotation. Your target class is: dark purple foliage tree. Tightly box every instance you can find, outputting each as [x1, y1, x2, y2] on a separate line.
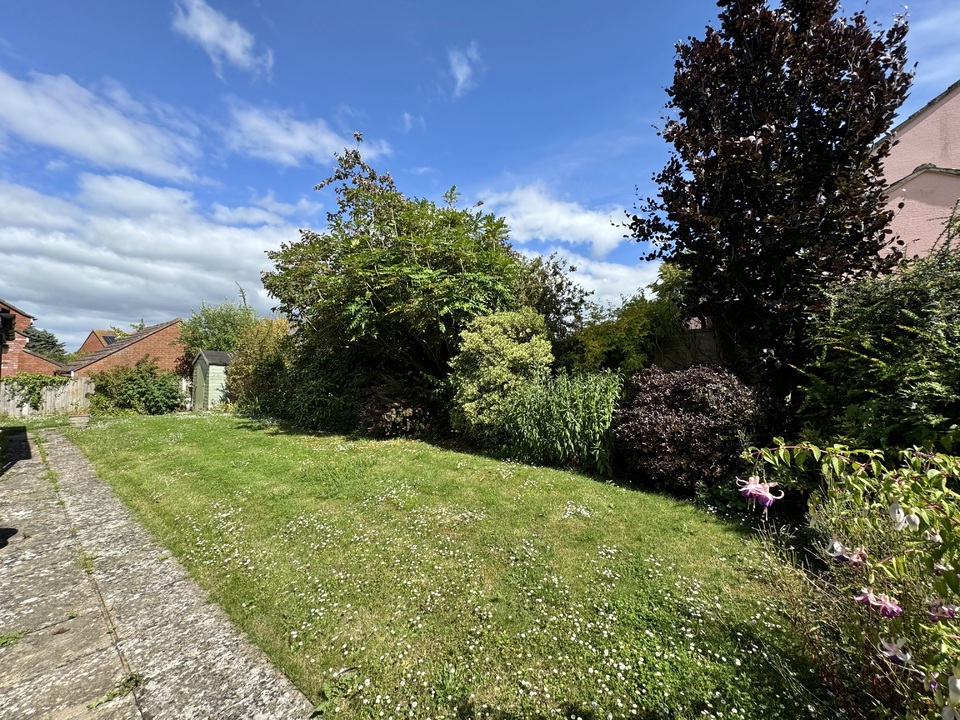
[630, 0, 912, 395]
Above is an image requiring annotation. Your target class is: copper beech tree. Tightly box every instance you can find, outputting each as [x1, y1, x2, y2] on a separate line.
[631, 0, 913, 395]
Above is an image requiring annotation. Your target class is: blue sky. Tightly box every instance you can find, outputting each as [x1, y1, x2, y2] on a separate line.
[1, 0, 957, 351]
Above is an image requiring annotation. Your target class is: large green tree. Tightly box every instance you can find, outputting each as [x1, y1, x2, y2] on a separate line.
[263, 146, 524, 385]
[179, 295, 257, 359]
[630, 0, 912, 394]
[23, 326, 67, 363]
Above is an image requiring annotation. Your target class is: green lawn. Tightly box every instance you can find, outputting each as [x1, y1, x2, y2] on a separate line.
[58, 413, 819, 719]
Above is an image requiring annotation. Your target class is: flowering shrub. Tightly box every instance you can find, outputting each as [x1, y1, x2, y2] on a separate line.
[227, 317, 292, 418]
[745, 441, 960, 718]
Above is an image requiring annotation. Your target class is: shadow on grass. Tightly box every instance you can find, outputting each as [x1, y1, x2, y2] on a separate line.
[223, 415, 770, 541]
[0, 426, 30, 477]
[450, 703, 604, 720]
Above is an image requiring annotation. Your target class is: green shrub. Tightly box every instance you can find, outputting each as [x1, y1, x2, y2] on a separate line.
[448, 308, 553, 447]
[505, 371, 622, 475]
[227, 317, 293, 419]
[802, 245, 960, 450]
[2, 373, 69, 411]
[90, 359, 184, 415]
[614, 365, 764, 495]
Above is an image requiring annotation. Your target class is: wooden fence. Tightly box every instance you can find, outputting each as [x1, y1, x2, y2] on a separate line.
[0, 378, 94, 418]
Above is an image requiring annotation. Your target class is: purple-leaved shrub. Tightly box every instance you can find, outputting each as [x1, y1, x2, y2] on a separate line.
[614, 365, 764, 495]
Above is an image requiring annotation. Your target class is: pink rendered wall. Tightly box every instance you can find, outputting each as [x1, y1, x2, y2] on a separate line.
[886, 172, 960, 258]
[884, 85, 960, 184]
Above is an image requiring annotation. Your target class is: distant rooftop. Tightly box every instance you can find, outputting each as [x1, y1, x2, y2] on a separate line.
[59, 319, 181, 375]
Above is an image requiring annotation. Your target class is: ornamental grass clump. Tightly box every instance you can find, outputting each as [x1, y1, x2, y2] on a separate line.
[505, 370, 622, 475]
[746, 442, 960, 719]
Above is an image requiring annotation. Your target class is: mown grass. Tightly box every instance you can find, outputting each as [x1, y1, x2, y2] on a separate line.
[60, 413, 824, 719]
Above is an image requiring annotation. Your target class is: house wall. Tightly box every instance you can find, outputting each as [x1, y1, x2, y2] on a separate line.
[885, 85, 960, 184]
[1, 334, 28, 377]
[78, 332, 106, 354]
[72, 323, 185, 377]
[18, 351, 62, 376]
[0, 305, 34, 377]
[886, 172, 960, 258]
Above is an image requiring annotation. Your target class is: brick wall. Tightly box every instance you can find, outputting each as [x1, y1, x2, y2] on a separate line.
[0, 334, 28, 377]
[18, 351, 62, 376]
[73, 322, 185, 377]
[78, 332, 106, 354]
[0, 304, 34, 378]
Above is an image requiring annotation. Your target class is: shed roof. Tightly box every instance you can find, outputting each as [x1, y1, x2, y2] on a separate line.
[193, 350, 234, 367]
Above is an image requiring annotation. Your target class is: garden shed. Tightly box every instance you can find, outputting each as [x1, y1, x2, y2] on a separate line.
[192, 350, 233, 411]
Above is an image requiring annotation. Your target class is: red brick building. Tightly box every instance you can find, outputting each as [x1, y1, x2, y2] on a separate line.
[77, 329, 119, 355]
[0, 298, 62, 377]
[18, 349, 64, 375]
[58, 319, 185, 378]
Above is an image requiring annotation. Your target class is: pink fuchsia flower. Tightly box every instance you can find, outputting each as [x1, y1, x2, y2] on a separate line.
[878, 637, 912, 665]
[736, 475, 784, 516]
[826, 540, 868, 567]
[855, 587, 903, 618]
[929, 600, 959, 622]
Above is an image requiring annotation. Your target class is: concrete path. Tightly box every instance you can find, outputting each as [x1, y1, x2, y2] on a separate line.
[0, 427, 315, 720]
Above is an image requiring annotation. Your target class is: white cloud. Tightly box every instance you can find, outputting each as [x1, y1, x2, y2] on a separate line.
[210, 190, 323, 226]
[402, 112, 425, 132]
[0, 180, 81, 231]
[250, 191, 322, 218]
[0, 175, 309, 350]
[76, 173, 198, 217]
[210, 203, 285, 226]
[0, 70, 199, 181]
[521, 247, 660, 309]
[225, 103, 391, 166]
[449, 42, 481, 98]
[481, 183, 627, 258]
[172, 0, 273, 78]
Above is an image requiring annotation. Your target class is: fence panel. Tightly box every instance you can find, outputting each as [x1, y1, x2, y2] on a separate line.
[0, 378, 95, 417]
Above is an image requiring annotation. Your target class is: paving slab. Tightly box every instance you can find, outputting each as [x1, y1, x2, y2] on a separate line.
[0, 427, 315, 720]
